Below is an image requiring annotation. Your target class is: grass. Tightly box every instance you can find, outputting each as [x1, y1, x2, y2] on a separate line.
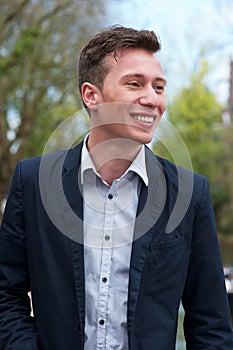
[176, 305, 185, 350]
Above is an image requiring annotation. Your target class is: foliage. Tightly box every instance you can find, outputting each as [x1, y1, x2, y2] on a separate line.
[153, 61, 233, 235]
[0, 0, 106, 206]
[217, 125, 233, 235]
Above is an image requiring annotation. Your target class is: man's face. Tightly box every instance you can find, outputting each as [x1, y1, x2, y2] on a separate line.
[89, 47, 166, 145]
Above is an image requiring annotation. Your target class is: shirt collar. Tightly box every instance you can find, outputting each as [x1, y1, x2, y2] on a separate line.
[81, 134, 148, 186]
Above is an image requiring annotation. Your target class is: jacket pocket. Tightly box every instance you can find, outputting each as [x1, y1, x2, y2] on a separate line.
[149, 233, 185, 267]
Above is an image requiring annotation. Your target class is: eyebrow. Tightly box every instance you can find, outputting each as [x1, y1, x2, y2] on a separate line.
[121, 73, 167, 85]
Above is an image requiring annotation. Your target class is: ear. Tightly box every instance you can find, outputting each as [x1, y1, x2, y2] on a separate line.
[81, 82, 102, 110]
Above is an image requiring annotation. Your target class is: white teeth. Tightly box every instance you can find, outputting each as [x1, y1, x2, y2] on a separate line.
[131, 115, 154, 123]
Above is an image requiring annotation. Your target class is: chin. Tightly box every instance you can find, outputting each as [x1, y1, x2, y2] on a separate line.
[130, 131, 154, 145]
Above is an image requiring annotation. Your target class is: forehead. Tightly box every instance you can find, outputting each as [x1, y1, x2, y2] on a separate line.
[105, 47, 165, 80]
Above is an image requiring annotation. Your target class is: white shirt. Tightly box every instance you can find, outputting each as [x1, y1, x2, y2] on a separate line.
[81, 137, 148, 350]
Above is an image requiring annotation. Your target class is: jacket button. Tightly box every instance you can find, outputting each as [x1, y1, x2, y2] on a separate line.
[99, 319, 105, 325]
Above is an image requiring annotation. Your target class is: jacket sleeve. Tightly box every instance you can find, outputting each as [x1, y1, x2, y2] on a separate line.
[0, 162, 39, 349]
[182, 177, 233, 349]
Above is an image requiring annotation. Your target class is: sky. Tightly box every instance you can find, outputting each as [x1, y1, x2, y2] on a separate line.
[106, 0, 233, 105]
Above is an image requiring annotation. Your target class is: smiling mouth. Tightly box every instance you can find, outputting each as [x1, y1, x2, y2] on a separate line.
[130, 114, 155, 123]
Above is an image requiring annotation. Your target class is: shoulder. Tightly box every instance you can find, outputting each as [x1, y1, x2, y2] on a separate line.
[18, 142, 83, 179]
[157, 153, 205, 182]
[145, 147, 208, 200]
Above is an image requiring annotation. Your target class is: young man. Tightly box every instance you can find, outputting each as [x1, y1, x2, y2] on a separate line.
[0, 26, 233, 349]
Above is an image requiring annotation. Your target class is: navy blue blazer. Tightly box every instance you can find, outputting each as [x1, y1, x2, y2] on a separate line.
[0, 143, 233, 349]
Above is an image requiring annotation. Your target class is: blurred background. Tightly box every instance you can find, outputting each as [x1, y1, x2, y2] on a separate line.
[0, 1, 232, 347]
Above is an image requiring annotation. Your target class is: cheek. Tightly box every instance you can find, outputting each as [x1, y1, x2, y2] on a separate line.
[161, 96, 166, 113]
[101, 91, 119, 103]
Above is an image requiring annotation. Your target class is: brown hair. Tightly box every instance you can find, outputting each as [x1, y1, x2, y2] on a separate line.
[78, 25, 161, 98]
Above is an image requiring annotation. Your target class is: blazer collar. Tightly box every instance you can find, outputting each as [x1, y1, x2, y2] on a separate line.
[63, 142, 83, 172]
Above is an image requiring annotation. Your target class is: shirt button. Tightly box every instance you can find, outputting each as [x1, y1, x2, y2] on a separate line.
[108, 193, 113, 199]
[99, 319, 105, 325]
[104, 235, 110, 241]
[102, 277, 108, 283]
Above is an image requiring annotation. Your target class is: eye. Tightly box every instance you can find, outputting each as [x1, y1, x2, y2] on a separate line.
[127, 81, 140, 87]
[155, 85, 165, 93]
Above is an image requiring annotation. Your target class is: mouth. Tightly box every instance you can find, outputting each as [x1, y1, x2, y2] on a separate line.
[130, 114, 156, 124]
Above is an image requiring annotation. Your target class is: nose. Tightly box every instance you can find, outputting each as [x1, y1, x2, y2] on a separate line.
[138, 86, 160, 108]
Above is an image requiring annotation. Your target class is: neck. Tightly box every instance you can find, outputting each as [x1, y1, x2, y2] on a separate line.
[87, 135, 142, 186]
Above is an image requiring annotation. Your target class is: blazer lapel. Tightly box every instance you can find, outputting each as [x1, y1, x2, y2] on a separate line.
[62, 143, 86, 346]
[127, 147, 167, 344]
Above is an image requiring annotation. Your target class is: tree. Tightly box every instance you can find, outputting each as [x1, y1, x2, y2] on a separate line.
[153, 61, 233, 235]
[0, 0, 106, 209]
[217, 125, 233, 235]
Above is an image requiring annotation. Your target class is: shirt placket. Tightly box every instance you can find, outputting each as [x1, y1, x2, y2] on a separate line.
[96, 187, 115, 349]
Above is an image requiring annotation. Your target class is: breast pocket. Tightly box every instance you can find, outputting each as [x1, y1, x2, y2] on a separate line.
[149, 234, 186, 268]
[144, 234, 188, 298]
